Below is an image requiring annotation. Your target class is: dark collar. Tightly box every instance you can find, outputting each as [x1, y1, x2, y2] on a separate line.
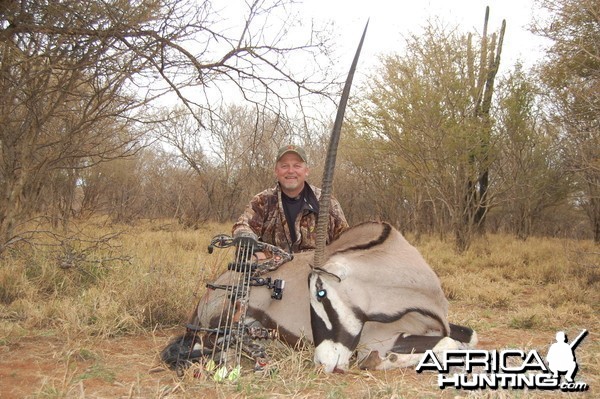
[277, 182, 319, 214]
[302, 183, 319, 214]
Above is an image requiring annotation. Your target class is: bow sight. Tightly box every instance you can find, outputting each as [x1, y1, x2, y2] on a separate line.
[251, 276, 286, 300]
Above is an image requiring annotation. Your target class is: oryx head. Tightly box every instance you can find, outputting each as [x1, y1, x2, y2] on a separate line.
[309, 263, 364, 372]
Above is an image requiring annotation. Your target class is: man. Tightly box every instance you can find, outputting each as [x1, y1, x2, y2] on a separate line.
[232, 145, 349, 253]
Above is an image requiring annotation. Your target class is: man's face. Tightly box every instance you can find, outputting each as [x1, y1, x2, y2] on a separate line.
[275, 152, 309, 196]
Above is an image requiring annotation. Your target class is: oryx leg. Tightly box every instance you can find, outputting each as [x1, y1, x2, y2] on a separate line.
[160, 331, 213, 371]
[355, 316, 444, 370]
[359, 335, 462, 370]
[357, 323, 477, 370]
[448, 323, 478, 347]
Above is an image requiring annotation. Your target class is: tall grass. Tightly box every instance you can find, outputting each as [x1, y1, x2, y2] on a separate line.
[0, 219, 232, 341]
[0, 220, 598, 397]
[418, 233, 599, 333]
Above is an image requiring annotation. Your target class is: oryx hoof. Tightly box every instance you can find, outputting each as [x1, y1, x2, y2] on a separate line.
[358, 350, 382, 370]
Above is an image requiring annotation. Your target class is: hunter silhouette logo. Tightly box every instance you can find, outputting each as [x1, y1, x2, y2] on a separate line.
[546, 329, 587, 383]
[416, 329, 589, 391]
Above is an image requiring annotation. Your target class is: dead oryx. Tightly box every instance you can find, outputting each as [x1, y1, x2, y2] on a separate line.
[161, 221, 477, 373]
[308, 220, 477, 372]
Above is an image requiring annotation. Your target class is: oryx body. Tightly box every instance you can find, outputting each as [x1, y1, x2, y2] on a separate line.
[308, 221, 476, 371]
[190, 221, 476, 372]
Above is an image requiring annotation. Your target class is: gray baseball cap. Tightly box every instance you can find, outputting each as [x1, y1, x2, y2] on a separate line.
[276, 145, 308, 163]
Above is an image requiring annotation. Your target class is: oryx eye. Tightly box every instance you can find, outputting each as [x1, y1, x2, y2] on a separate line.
[316, 289, 327, 301]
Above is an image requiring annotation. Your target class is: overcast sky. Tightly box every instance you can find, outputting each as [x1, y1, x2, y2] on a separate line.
[166, 1, 551, 115]
[298, 0, 549, 76]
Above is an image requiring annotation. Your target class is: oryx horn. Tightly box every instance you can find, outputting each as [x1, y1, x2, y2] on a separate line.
[313, 21, 369, 268]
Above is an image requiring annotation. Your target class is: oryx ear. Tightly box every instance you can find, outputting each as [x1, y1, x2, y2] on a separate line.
[328, 262, 349, 281]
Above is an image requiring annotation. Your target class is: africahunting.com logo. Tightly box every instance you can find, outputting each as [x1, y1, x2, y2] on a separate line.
[415, 330, 589, 392]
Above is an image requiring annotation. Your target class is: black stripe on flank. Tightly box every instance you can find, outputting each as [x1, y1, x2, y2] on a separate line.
[367, 307, 449, 336]
[331, 222, 392, 256]
[392, 334, 448, 354]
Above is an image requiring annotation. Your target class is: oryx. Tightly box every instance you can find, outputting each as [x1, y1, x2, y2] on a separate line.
[165, 221, 476, 373]
[308, 221, 476, 372]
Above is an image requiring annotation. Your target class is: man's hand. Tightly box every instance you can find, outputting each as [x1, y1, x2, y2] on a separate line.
[233, 230, 258, 253]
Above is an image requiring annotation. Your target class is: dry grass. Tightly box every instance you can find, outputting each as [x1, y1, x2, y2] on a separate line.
[0, 220, 598, 398]
[0, 219, 232, 340]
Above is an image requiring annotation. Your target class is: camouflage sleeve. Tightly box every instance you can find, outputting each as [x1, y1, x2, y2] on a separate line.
[329, 195, 349, 241]
[232, 193, 266, 237]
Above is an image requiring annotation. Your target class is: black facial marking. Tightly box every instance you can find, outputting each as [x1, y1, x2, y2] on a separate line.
[309, 276, 362, 351]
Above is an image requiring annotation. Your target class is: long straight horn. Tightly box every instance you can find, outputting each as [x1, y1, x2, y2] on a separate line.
[313, 21, 369, 268]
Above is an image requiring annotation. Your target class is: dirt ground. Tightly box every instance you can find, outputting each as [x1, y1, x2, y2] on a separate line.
[0, 330, 169, 398]
[0, 326, 595, 398]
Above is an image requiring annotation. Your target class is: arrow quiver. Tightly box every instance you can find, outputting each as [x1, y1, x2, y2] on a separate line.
[163, 234, 292, 379]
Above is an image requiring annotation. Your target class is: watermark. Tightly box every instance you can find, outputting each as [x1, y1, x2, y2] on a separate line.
[415, 329, 589, 392]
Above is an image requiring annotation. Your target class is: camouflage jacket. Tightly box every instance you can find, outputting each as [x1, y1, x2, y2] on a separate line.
[232, 183, 349, 253]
